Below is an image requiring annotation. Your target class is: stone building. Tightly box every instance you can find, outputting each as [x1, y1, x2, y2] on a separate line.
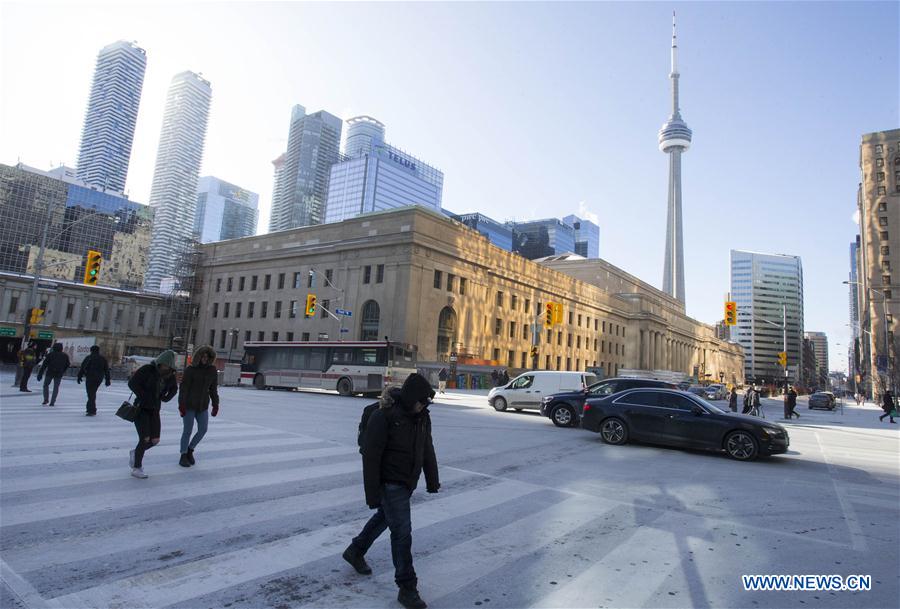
[193, 207, 743, 384]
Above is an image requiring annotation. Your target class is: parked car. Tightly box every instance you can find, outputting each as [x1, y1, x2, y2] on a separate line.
[539, 377, 676, 427]
[488, 371, 598, 413]
[581, 388, 789, 460]
[707, 384, 728, 400]
[808, 391, 836, 410]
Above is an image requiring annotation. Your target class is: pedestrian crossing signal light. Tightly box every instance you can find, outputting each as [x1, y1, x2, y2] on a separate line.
[552, 302, 563, 325]
[305, 294, 317, 317]
[83, 250, 102, 285]
[29, 308, 44, 324]
[544, 302, 554, 328]
[724, 301, 737, 326]
[778, 352, 788, 367]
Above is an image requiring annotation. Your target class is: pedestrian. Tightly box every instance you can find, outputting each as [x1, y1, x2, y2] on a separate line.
[177, 345, 219, 467]
[742, 387, 752, 414]
[750, 386, 761, 416]
[17, 341, 37, 392]
[500, 369, 509, 385]
[491, 369, 499, 387]
[127, 350, 178, 478]
[786, 385, 799, 419]
[728, 386, 738, 412]
[879, 389, 896, 423]
[77, 345, 110, 416]
[343, 373, 439, 609]
[36, 342, 70, 406]
[437, 367, 448, 394]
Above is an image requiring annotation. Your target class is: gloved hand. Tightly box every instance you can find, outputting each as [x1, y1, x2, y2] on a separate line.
[178, 404, 186, 417]
[105, 380, 111, 387]
[211, 405, 219, 417]
[77, 377, 83, 384]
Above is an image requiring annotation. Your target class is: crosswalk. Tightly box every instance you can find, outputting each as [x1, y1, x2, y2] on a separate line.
[2, 379, 898, 609]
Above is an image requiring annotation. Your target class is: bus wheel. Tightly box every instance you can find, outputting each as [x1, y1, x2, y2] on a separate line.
[253, 374, 266, 390]
[337, 378, 353, 396]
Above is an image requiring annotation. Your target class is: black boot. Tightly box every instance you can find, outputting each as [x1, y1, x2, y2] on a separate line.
[187, 448, 195, 465]
[342, 544, 372, 575]
[179, 453, 191, 467]
[397, 587, 427, 609]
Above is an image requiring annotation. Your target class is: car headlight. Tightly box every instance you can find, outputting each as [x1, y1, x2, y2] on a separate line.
[542, 396, 552, 403]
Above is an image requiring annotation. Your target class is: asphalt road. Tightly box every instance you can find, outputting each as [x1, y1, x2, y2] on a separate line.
[1, 374, 898, 609]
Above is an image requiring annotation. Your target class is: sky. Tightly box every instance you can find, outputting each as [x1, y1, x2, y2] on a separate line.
[1, 0, 898, 373]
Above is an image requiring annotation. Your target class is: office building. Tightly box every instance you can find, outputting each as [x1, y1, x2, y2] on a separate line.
[324, 143, 443, 223]
[730, 250, 804, 383]
[76, 40, 147, 193]
[511, 218, 576, 260]
[849, 237, 862, 380]
[268, 105, 342, 232]
[804, 331, 829, 387]
[451, 212, 514, 251]
[194, 177, 259, 243]
[659, 14, 692, 304]
[562, 214, 600, 258]
[855, 129, 900, 394]
[344, 115, 385, 158]
[0, 163, 152, 291]
[144, 71, 212, 293]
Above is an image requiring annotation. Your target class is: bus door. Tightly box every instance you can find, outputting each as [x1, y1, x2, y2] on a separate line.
[301, 347, 328, 389]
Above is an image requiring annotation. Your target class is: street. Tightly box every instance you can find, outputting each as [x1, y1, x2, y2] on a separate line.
[1, 374, 898, 609]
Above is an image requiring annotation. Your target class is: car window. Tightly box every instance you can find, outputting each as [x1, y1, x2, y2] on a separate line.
[617, 391, 659, 406]
[657, 393, 696, 411]
[583, 374, 598, 387]
[510, 375, 534, 389]
[591, 381, 619, 396]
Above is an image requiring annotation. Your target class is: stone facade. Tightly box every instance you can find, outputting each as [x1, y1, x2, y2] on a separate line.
[194, 207, 743, 384]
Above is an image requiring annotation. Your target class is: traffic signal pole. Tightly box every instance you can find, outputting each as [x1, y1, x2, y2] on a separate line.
[22, 197, 52, 350]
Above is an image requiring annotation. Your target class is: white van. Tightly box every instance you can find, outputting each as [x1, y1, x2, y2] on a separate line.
[488, 371, 598, 412]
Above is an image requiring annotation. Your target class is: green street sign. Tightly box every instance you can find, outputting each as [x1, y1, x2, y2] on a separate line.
[37, 331, 53, 340]
[0, 327, 16, 337]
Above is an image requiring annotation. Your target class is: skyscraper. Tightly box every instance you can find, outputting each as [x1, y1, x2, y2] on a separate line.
[76, 40, 147, 193]
[344, 115, 385, 158]
[562, 214, 600, 258]
[730, 250, 804, 383]
[804, 331, 829, 387]
[268, 105, 342, 232]
[194, 176, 259, 243]
[659, 13, 692, 304]
[143, 71, 212, 293]
[510, 218, 576, 260]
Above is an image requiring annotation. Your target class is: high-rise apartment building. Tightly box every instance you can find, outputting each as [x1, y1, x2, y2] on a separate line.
[562, 214, 600, 258]
[344, 115, 385, 158]
[268, 105, 342, 232]
[143, 72, 212, 293]
[855, 128, 900, 394]
[76, 40, 147, 193]
[194, 177, 259, 243]
[730, 250, 804, 383]
[804, 331, 829, 387]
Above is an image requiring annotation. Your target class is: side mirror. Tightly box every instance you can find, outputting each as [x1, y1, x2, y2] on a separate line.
[691, 405, 705, 416]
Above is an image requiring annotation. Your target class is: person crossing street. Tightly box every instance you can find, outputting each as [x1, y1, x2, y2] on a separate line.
[77, 345, 110, 416]
[36, 343, 70, 406]
[177, 346, 220, 467]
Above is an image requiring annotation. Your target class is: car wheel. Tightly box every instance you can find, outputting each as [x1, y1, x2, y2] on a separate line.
[492, 397, 507, 412]
[253, 374, 266, 390]
[337, 378, 353, 396]
[724, 431, 758, 461]
[551, 404, 577, 428]
[600, 417, 628, 445]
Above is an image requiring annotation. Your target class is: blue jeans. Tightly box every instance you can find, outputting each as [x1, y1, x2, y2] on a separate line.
[42, 374, 63, 404]
[180, 409, 209, 454]
[352, 483, 416, 588]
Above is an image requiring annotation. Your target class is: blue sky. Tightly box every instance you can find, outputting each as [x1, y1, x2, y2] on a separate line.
[1, 1, 897, 371]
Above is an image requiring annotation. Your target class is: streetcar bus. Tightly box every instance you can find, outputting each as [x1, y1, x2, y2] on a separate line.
[240, 340, 418, 396]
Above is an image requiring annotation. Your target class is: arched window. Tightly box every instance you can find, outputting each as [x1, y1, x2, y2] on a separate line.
[360, 300, 380, 341]
[437, 306, 458, 358]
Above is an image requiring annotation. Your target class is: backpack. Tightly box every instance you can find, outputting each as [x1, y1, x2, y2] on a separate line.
[357, 402, 380, 454]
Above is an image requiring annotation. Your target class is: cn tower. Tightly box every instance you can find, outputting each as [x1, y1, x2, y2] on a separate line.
[659, 12, 692, 304]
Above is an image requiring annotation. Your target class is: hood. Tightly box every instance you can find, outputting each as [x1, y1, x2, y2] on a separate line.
[380, 386, 402, 409]
[155, 350, 176, 369]
[399, 372, 435, 411]
[192, 345, 217, 367]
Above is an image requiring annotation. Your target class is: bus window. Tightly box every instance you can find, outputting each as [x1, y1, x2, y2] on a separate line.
[333, 348, 354, 364]
[393, 346, 413, 363]
[308, 348, 327, 371]
[291, 349, 309, 369]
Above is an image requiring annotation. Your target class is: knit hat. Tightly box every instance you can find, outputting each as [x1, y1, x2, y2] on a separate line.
[90, 345, 100, 353]
[399, 373, 435, 409]
[155, 350, 177, 369]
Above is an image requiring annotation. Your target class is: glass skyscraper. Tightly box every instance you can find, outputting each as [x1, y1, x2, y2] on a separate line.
[344, 115, 385, 158]
[269, 105, 343, 231]
[144, 71, 212, 293]
[730, 250, 804, 383]
[194, 177, 259, 243]
[76, 40, 147, 194]
[562, 214, 600, 258]
[510, 218, 577, 260]
[452, 212, 514, 251]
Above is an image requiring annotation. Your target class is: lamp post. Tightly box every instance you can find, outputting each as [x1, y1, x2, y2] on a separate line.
[227, 328, 240, 363]
[844, 280, 891, 394]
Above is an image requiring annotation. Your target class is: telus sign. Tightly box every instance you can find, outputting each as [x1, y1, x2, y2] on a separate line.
[386, 150, 417, 173]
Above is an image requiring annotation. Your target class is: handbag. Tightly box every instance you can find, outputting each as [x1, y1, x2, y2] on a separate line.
[116, 392, 140, 422]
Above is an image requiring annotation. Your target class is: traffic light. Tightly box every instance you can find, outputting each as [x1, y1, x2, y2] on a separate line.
[724, 301, 737, 326]
[28, 307, 44, 324]
[83, 250, 102, 285]
[777, 351, 788, 367]
[544, 302, 554, 328]
[552, 302, 563, 325]
[305, 293, 317, 317]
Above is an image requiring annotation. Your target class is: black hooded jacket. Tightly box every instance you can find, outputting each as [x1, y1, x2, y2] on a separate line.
[78, 352, 110, 384]
[128, 364, 177, 411]
[39, 347, 70, 377]
[361, 388, 439, 508]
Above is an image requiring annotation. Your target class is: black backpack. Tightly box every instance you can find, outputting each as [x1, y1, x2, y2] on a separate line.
[357, 402, 380, 454]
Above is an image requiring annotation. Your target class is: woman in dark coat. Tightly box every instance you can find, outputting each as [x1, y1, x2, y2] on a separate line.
[178, 345, 220, 467]
[127, 350, 178, 478]
[728, 387, 738, 412]
[879, 389, 896, 423]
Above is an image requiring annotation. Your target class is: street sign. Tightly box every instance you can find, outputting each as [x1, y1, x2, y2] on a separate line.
[0, 327, 16, 337]
[340, 328, 349, 333]
[32, 331, 53, 340]
[335, 308, 352, 317]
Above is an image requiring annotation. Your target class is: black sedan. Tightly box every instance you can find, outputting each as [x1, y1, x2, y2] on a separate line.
[808, 392, 835, 410]
[580, 388, 789, 460]
[540, 378, 676, 427]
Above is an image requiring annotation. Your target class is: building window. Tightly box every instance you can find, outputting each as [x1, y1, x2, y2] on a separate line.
[577, 314, 582, 327]
[883, 275, 891, 285]
[138, 311, 145, 327]
[261, 301, 268, 318]
[495, 318, 502, 336]
[885, 290, 893, 299]
[293, 272, 302, 289]
[492, 348, 500, 361]
[496, 291, 503, 306]
[239, 276, 245, 291]
[272, 331, 279, 341]
[881, 231, 890, 241]
[447, 274, 455, 292]
[523, 323, 529, 339]
[364, 265, 372, 284]
[556, 356, 562, 370]
[248, 302, 255, 318]
[212, 303, 219, 318]
[879, 186, 887, 195]
[521, 352, 528, 368]
[602, 321, 606, 333]
[546, 329, 551, 343]
[251, 275, 258, 290]
[321, 299, 330, 319]
[524, 298, 530, 313]
[224, 303, 230, 318]
[434, 270, 442, 289]
[289, 300, 298, 318]
[219, 330, 226, 349]
[459, 277, 467, 295]
[258, 331, 265, 341]
[235, 302, 242, 318]
[896, 156, 900, 165]
[287, 332, 294, 341]
[65, 302, 74, 319]
[602, 340, 606, 353]
[509, 321, 516, 338]
[226, 277, 233, 291]
[879, 217, 889, 227]
[888, 314, 894, 325]
[557, 331, 562, 346]
[568, 311, 573, 325]
[877, 172, 885, 182]
[361, 300, 380, 340]
[566, 357, 571, 371]
[896, 171, 900, 182]
[884, 261, 892, 271]
[302, 332, 310, 341]
[209, 330, 215, 346]
[264, 274, 271, 290]
[508, 350, 515, 367]
[577, 335, 581, 348]
[216, 278, 222, 293]
[875, 144, 883, 153]
[244, 330, 251, 342]
[567, 334, 573, 347]
[877, 158, 885, 167]
[879, 201, 888, 212]
[882, 246, 891, 256]
[325, 269, 333, 284]
[274, 301, 282, 318]
[278, 273, 285, 289]
[511, 295, 517, 310]
[376, 264, 384, 283]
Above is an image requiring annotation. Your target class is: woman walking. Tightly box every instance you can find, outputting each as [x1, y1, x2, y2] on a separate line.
[728, 387, 738, 412]
[178, 346, 220, 467]
[879, 389, 896, 424]
[127, 350, 178, 478]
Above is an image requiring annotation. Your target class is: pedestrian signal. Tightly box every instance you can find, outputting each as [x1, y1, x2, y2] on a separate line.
[552, 302, 563, 325]
[83, 250, 102, 285]
[724, 301, 737, 326]
[305, 293, 317, 317]
[777, 352, 788, 367]
[29, 307, 44, 324]
[544, 302, 554, 328]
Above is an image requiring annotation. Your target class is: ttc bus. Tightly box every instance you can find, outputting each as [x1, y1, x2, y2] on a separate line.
[240, 341, 418, 396]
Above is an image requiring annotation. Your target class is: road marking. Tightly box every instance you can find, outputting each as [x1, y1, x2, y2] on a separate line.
[814, 432, 868, 552]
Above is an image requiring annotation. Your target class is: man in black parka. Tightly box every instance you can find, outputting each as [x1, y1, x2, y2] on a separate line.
[344, 373, 439, 609]
[78, 345, 110, 416]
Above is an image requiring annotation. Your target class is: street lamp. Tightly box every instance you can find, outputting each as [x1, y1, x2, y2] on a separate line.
[844, 280, 891, 393]
[227, 328, 240, 363]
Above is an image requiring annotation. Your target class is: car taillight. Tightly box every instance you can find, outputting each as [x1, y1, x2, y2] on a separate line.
[583, 404, 591, 412]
